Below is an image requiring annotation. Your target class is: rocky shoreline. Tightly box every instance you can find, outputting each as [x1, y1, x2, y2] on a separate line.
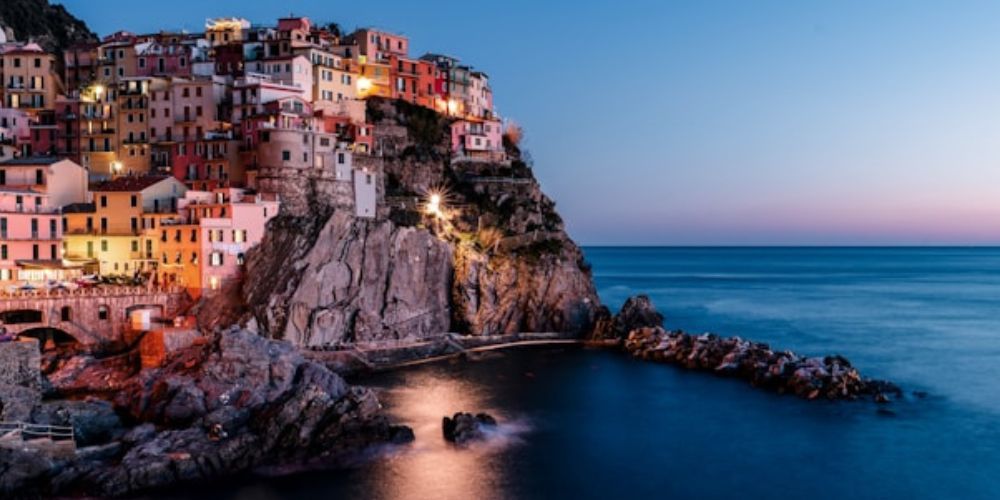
[0, 329, 412, 497]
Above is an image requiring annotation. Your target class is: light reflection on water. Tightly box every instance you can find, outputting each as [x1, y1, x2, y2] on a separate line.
[371, 369, 528, 500]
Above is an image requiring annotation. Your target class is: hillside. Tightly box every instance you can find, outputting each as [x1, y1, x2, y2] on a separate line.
[241, 98, 603, 347]
[0, 0, 96, 52]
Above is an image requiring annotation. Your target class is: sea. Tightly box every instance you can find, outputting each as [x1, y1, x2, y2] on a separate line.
[160, 247, 1000, 500]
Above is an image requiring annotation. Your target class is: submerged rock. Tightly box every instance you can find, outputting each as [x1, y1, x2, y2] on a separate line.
[442, 412, 498, 444]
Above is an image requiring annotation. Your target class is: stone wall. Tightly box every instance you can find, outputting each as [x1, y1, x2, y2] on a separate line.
[255, 158, 385, 217]
[0, 339, 41, 389]
[0, 288, 189, 351]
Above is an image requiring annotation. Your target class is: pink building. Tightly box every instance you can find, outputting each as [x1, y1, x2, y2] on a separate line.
[154, 187, 278, 297]
[135, 41, 192, 77]
[230, 76, 302, 124]
[347, 29, 409, 62]
[244, 55, 313, 100]
[451, 118, 504, 159]
[148, 77, 221, 142]
[0, 188, 65, 284]
[0, 108, 31, 144]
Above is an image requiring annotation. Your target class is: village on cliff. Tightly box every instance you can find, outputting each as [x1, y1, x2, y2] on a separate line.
[0, 16, 505, 359]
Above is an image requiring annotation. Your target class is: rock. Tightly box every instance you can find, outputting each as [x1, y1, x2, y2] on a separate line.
[0, 382, 41, 421]
[622, 325, 897, 402]
[442, 412, 498, 444]
[32, 398, 124, 447]
[592, 295, 664, 340]
[0, 448, 56, 494]
[0, 330, 413, 498]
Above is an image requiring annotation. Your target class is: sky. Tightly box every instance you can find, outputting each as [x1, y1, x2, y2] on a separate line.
[58, 0, 1000, 245]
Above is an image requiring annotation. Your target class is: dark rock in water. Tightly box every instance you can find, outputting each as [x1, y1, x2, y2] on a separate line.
[592, 295, 664, 341]
[623, 326, 898, 402]
[442, 412, 498, 444]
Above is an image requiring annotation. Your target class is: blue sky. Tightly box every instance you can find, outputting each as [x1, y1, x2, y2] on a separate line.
[60, 0, 1000, 245]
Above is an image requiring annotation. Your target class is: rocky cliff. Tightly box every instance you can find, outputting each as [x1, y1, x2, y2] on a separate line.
[0, 0, 96, 52]
[243, 99, 601, 347]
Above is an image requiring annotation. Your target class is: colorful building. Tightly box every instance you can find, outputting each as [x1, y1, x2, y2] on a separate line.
[0, 188, 67, 284]
[62, 175, 186, 276]
[0, 43, 60, 113]
[153, 187, 278, 296]
[0, 157, 88, 208]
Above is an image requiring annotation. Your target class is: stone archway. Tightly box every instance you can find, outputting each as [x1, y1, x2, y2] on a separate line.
[17, 327, 82, 352]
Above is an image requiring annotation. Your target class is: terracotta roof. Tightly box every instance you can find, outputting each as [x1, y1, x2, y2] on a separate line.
[91, 176, 172, 193]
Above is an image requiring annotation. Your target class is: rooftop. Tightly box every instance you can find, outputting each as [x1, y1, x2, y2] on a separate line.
[91, 176, 172, 193]
[63, 202, 96, 214]
[0, 156, 62, 166]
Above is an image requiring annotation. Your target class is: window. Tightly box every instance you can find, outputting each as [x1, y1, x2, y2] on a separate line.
[98, 305, 109, 321]
[130, 195, 137, 207]
[131, 240, 139, 252]
[100, 195, 107, 208]
[1, 244, 6, 260]
[282, 150, 290, 161]
[35, 169, 43, 185]
[209, 252, 223, 266]
[101, 240, 108, 252]
[61, 306, 71, 322]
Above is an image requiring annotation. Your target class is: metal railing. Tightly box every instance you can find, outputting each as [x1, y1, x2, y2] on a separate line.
[0, 421, 75, 444]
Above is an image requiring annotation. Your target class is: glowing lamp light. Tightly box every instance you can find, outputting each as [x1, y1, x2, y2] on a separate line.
[357, 77, 373, 94]
[93, 84, 105, 99]
[446, 99, 459, 115]
[426, 193, 443, 217]
[111, 161, 123, 174]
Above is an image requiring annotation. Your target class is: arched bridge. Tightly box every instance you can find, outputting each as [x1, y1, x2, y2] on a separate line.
[0, 286, 188, 350]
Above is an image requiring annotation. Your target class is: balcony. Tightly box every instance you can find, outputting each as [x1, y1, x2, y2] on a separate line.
[0, 205, 60, 215]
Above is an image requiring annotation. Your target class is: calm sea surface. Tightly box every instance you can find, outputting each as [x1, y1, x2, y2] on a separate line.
[161, 247, 1000, 499]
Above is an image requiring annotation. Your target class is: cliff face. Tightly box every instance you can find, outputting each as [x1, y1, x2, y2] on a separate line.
[244, 211, 454, 346]
[243, 99, 601, 346]
[0, 0, 96, 52]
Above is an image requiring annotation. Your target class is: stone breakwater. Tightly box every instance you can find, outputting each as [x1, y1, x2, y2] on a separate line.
[623, 327, 901, 402]
[592, 295, 901, 402]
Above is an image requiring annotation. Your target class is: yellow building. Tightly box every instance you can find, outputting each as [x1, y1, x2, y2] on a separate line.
[115, 79, 151, 174]
[206, 18, 250, 47]
[63, 176, 187, 277]
[78, 82, 118, 174]
[0, 43, 60, 113]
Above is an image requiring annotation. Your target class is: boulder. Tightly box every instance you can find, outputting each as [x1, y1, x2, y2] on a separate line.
[592, 295, 664, 341]
[442, 412, 498, 444]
